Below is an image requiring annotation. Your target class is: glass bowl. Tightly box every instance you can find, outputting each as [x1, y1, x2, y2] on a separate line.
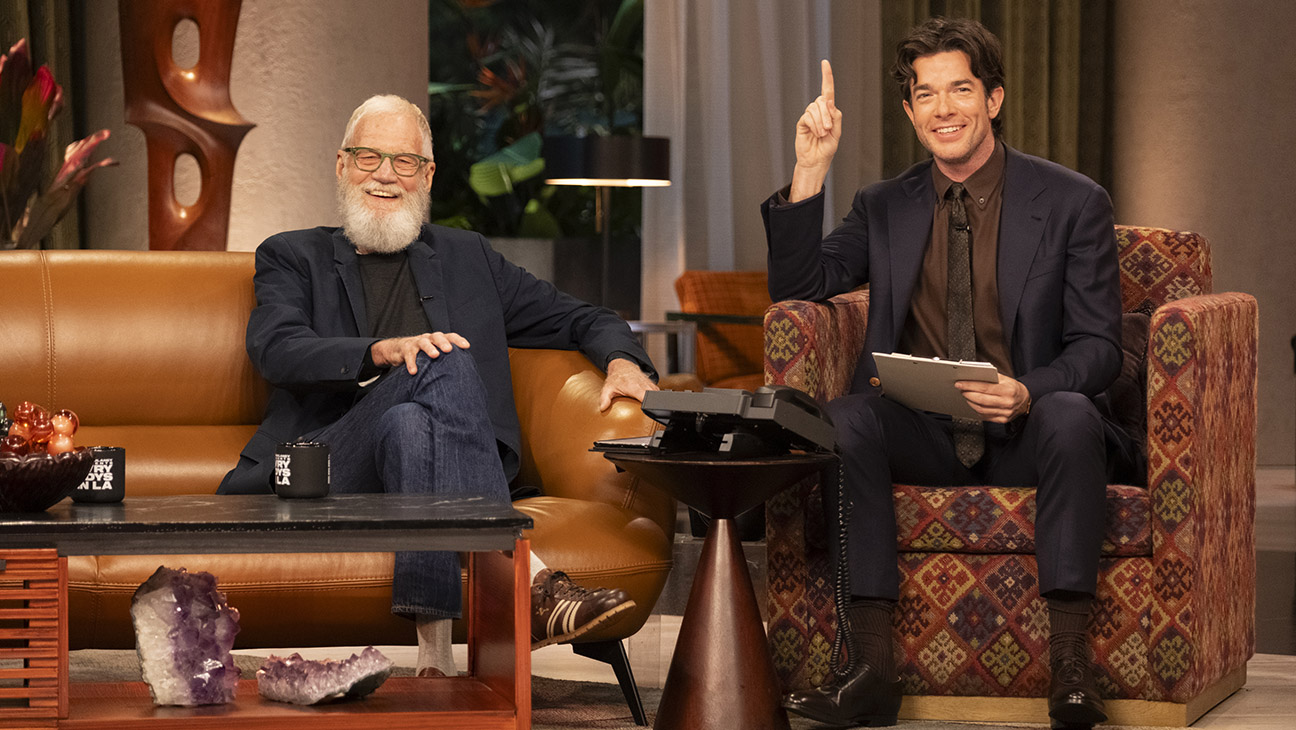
[0, 448, 94, 512]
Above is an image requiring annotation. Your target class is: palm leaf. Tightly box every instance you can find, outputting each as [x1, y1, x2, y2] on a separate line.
[469, 132, 545, 197]
[427, 82, 477, 96]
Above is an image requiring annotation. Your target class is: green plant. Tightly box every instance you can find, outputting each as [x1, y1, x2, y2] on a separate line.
[427, 0, 644, 237]
[1, 39, 115, 250]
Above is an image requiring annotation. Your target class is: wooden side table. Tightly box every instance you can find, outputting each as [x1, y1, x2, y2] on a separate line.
[605, 452, 835, 730]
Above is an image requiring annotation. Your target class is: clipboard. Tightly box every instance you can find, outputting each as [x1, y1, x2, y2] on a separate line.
[872, 352, 999, 420]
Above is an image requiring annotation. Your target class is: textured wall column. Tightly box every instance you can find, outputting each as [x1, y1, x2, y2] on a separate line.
[1111, 0, 1296, 465]
[83, 0, 428, 252]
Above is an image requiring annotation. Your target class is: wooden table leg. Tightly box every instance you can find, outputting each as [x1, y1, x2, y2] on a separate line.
[469, 538, 531, 730]
[654, 520, 789, 730]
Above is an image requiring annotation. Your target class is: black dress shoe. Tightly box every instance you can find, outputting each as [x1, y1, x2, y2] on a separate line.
[782, 661, 901, 728]
[1048, 653, 1107, 728]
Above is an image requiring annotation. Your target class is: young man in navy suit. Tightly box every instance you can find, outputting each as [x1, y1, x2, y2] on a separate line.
[221, 95, 659, 678]
[763, 17, 1123, 729]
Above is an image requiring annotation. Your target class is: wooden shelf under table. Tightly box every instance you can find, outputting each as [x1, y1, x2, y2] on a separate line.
[1, 524, 531, 729]
[61, 676, 520, 730]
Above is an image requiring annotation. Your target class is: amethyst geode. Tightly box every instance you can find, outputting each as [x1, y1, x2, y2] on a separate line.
[130, 566, 241, 706]
[256, 646, 393, 704]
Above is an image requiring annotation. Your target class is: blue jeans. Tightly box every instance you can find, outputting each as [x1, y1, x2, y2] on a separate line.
[305, 348, 510, 619]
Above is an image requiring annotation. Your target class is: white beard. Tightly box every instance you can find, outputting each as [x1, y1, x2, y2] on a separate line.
[336, 176, 431, 254]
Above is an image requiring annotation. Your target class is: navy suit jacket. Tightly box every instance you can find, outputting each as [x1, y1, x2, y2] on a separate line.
[218, 224, 655, 495]
[762, 145, 1122, 404]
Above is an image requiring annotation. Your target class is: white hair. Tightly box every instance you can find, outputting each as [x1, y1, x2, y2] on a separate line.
[341, 94, 434, 158]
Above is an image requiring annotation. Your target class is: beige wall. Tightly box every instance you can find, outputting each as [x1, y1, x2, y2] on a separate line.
[82, 0, 428, 252]
[1111, 0, 1296, 465]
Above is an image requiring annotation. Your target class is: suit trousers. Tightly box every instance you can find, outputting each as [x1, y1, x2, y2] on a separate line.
[305, 348, 511, 619]
[824, 391, 1108, 601]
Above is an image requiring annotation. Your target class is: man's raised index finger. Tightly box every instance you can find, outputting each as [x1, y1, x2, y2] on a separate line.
[820, 59, 835, 102]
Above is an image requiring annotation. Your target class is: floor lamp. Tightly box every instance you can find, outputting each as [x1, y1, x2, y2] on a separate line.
[543, 136, 671, 310]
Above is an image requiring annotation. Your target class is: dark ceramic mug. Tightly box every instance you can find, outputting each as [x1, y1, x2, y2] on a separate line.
[272, 441, 330, 499]
[72, 446, 126, 503]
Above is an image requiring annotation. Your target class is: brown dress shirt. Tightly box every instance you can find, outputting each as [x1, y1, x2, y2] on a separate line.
[897, 141, 1014, 376]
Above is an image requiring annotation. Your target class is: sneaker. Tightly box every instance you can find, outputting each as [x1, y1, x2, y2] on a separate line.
[530, 569, 636, 649]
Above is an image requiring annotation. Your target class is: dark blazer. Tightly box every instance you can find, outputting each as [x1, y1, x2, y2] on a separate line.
[218, 224, 655, 494]
[762, 145, 1122, 403]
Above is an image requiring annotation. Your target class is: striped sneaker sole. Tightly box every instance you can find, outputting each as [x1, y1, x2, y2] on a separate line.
[530, 599, 637, 650]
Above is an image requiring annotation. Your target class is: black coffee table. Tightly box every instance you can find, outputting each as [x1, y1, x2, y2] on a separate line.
[0, 494, 534, 729]
[0, 493, 530, 553]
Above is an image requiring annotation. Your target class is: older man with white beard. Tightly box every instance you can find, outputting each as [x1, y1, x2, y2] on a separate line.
[219, 95, 659, 678]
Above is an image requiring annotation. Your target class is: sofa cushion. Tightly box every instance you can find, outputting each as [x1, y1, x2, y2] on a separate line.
[895, 552, 1154, 697]
[0, 251, 266, 427]
[75, 425, 257, 496]
[69, 553, 412, 649]
[894, 483, 1151, 556]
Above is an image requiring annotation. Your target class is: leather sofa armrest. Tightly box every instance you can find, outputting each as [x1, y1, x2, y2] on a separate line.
[507, 348, 674, 535]
[1145, 291, 1258, 700]
[764, 289, 870, 401]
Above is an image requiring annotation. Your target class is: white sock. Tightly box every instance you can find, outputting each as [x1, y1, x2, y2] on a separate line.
[415, 616, 455, 675]
[529, 551, 548, 584]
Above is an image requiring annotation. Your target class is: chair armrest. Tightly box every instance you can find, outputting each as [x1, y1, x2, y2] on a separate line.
[763, 289, 870, 690]
[666, 311, 764, 326]
[763, 289, 870, 401]
[1145, 291, 1257, 700]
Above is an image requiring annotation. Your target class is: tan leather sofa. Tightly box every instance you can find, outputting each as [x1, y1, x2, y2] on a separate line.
[0, 250, 674, 658]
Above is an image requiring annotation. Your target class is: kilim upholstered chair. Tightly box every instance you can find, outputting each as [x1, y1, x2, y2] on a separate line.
[761, 226, 1258, 726]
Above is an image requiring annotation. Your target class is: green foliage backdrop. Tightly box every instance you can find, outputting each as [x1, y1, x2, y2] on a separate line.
[427, 0, 645, 238]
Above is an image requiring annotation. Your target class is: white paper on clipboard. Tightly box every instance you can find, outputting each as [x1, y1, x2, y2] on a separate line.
[872, 352, 999, 420]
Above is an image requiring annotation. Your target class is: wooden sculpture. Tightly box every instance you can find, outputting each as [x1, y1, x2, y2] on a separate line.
[118, 0, 253, 251]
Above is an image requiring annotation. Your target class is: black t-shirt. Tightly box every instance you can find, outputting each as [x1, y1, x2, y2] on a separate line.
[357, 251, 431, 339]
[356, 251, 431, 382]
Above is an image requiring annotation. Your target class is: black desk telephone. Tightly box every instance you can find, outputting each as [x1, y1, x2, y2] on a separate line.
[593, 385, 836, 457]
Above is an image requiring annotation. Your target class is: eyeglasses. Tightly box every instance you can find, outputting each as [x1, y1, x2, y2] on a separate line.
[343, 147, 430, 177]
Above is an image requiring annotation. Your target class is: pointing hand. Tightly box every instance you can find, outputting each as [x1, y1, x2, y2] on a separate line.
[790, 60, 843, 202]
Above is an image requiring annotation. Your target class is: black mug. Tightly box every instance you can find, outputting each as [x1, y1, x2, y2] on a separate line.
[272, 441, 330, 499]
[73, 446, 126, 503]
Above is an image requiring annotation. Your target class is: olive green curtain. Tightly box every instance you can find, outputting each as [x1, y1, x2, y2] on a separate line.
[2, 0, 81, 249]
[880, 0, 1112, 189]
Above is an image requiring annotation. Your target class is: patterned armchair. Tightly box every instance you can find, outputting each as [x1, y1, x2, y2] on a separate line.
[762, 226, 1258, 726]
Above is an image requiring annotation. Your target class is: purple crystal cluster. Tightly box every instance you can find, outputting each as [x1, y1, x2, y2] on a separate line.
[256, 646, 393, 705]
[130, 566, 241, 706]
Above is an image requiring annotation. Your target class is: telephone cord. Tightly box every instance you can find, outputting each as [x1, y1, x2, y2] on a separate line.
[827, 455, 857, 677]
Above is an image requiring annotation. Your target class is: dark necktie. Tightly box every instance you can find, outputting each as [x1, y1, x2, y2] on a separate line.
[946, 183, 984, 468]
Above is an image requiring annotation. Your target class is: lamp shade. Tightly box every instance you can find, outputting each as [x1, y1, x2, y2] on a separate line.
[543, 135, 671, 187]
